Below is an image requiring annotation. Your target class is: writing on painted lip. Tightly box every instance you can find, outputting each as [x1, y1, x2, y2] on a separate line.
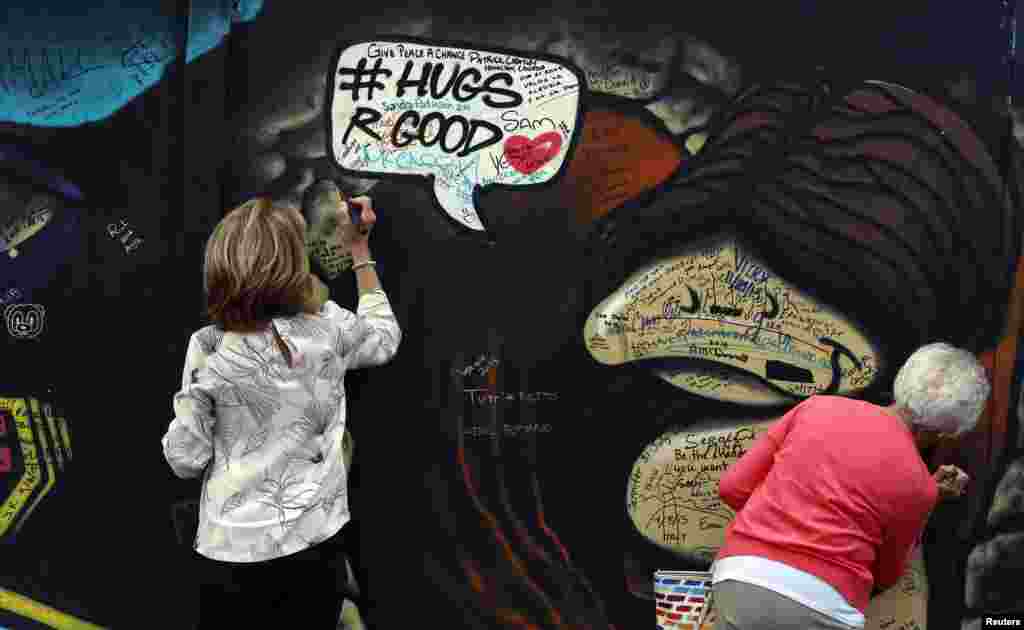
[688, 344, 749, 363]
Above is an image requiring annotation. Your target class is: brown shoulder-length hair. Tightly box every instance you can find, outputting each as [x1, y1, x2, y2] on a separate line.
[204, 197, 317, 332]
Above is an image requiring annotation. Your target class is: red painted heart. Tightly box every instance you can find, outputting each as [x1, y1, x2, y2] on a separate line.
[503, 132, 563, 175]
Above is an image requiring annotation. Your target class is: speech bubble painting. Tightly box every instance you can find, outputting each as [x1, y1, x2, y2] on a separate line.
[326, 38, 587, 239]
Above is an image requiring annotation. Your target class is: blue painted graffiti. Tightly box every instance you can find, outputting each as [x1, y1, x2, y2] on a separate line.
[0, 1, 263, 126]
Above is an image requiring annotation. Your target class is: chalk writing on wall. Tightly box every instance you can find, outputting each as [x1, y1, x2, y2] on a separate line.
[626, 419, 773, 553]
[106, 218, 144, 254]
[463, 389, 559, 406]
[452, 354, 500, 378]
[327, 38, 585, 234]
[585, 236, 880, 404]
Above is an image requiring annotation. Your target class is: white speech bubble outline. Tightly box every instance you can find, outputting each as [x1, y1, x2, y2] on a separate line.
[326, 37, 587, 238]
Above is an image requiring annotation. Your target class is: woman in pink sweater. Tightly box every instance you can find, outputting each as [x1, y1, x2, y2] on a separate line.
[712, 343, 988, 629]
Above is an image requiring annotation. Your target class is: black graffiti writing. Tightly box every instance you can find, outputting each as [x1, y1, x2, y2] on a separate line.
[336, 56, 525, 159]
[336, 57, 391, 102]
[761, 291, 780, 320]
[680, 427, 755, 461]
[393, 61, 523, 108]
[820, 337, 861, 394]
[663, 287, 702, 318]
[709, 304, 743, 317]
[0, 46, 109, 98]
[689, 345, 749, 364]
[389, 110, 502, 158]
[367, 43, 464, 61]
[121, 35, 174, 86]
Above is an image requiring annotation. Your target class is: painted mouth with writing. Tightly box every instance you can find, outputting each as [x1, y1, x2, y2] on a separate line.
[584, 237, 880, 404]
[627, 418, 774, 555]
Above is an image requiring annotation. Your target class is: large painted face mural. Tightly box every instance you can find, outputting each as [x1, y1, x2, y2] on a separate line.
[1, 1, 1022, 629]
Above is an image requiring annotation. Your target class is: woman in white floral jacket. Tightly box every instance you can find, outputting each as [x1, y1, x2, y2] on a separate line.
[162, 194, 400, 628]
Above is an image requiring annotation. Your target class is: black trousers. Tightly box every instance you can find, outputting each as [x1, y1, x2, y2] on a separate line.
[195, 526, 348, 629]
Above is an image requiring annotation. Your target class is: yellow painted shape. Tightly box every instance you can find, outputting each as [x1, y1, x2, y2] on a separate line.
[627, 419, 774, 554]
[58, 414, 72, 461]
[15, 398, 57, 534]
[584, 237, 880, 404]
[685, 133, 708, 155]
[0, 203, 54, 257]
[0, 587, 107, 629]
[42, 402, 65, 470]
[0, 397, 39, 537]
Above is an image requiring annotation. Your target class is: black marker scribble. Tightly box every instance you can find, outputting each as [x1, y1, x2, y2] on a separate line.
[663, 286, 702, 317]
[820, 337, 861, 394]
[761, 291, 780, 320]
[121, 36, 174, 84]
[709, 305, 743, 317]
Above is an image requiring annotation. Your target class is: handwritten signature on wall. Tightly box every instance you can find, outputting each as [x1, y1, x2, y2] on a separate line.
[106, 218, 143, 254]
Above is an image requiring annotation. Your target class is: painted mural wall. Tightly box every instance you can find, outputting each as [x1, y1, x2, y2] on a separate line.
[0, 1, 1021, 629]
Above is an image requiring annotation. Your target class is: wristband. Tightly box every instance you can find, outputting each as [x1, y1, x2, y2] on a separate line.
[352, 259, 376, 272]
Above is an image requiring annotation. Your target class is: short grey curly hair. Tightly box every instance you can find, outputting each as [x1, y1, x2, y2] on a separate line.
[893, 342, 991, 436]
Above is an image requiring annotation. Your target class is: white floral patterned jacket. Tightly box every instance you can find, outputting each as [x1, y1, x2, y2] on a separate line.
[161, 292, 400, 562]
